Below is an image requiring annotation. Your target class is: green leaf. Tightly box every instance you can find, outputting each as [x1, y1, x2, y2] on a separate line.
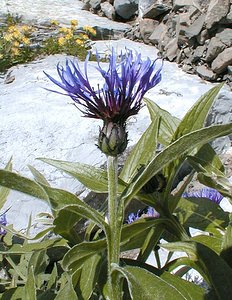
[173, 83, 224, 140]
[175, 196, 229, 234]
[121, 218, 169, 251]
[113, 265, 204, 299]
[220, 217, 232, 268]
[62, 240, 106, 272]
[47, 264, 58, 290]
[39, 157, 126, 193]
[161, 241, 232, 300]
[24, 266, 36, 300]
[41, 185, 108, 229]
[120, 117, 159, 183]
[77, 254, 102, 299]
[1, 287, 24, 300]
[0, 169, 48, 200]
[55, 279, 78, 300]
[192, 235, 222, 254]
[0, 157, 13, 211]
[0, 238, 66, 254]
[28, 250, 49, 288]
[121, 123, 232, 204]
[144, 98, 180, 145]
[28, 165, 50, 186]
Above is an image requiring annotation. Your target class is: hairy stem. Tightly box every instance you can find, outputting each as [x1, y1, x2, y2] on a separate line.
[107, 155, 121, 299]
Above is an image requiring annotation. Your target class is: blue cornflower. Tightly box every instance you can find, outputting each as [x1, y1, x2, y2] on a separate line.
[45, 49, 162, 156]
[182, 188, 223, 204]
[0, 213, 7, 236]
[127, 206, 160, 224]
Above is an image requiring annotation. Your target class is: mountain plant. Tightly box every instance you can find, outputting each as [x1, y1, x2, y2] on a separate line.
[0, 49, 232, 299]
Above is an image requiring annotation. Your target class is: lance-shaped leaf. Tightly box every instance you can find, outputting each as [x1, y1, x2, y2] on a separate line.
[62, 240, 106, 272]
[0, 169, 48, 201]
[161, 241, 232, 299]
[28, 165, 50, 186]
[24, 266, 36, 300]
[0, 157, 13, 210]
[175, 196, 229, 234]
[39, 157, 126, 193]
[144, 98, 180, 145]
[121, 123, 232, 204]
[41, 185, 108, 229]
[112, 264, 204, 300]
[120, 116, 159, 183]
[173, 83, 224, 140]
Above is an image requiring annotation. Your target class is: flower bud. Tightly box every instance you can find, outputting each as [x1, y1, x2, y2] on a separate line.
[98, 122, 128, 156]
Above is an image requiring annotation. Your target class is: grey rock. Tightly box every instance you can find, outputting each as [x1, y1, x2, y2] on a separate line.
[212, 47, 232, 74]
[173, 0, 202, 11]
[228, 65, 232, 74]
[205, 37, 226, 62]
[149, 22, 168, 45]
[205, 0, 230, 29]
[226, 7, 232, 22]
[139, 19, 159, 44]
[143, 3, 172, 19]
[101, 2, 115, 20]
[197, 29, 209, 45]
[216, 28, 232, 47]
[114, 0, 139, 20]
[138, 0, 156, 18]
[185, 14, 205, 38]
[90, 0, 101, 10]
[196, 65, 217, 80]
[164, 38, 179, 61]
[191, 45, 206, 62]
[206, 89, 232, 152]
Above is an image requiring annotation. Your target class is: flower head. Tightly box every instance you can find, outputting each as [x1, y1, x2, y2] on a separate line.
[126, 206, 160, 224]
[45, 48, 162, 155]
[0, 213, 7, 236]
[182, 188, 223, 204]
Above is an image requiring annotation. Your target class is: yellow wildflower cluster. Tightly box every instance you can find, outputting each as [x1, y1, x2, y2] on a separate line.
[83, 25, 97, 36]
[2, 23, 33, 57]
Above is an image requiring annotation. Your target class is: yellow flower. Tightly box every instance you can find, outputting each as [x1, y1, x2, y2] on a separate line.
[59, 27, 69, 34]
[3, 33, 13, 41]
[70, 20, 78, 26]
[13, 41, 20, 47]
[65, 33, 73, 40]
[50, 19, 59, 26]
[11, 47, 20, 56]
[58, 37, 66, 46]
[83, 25, 97, 36]
[8, 25, 17, 33]
[75, 39, 84, 46]
[81, 34, 89, 40]
[22, 36, 30, 45]
[12, 30, 22, 39]
[21, 25, 31, 33]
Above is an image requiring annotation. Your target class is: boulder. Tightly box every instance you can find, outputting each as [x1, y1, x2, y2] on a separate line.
[205, 0, 230, 29]
[205, 37, 226, 62]
[101, 2, 115, 20]
[164, 38, 179, 61]
[191, 45, 207, 63]
[114, 0, 139, 20]
[142, 3, 172, 19]
[185, 14, 205, 38]
[211, 47, 232, 74]
[216, 28, 232, 47]
[89, 0, 102, 10]
[138, 0, 156, 18]
[139, 19, 159, 43]
[173, 0, 202, 11]
[149, 22, 168, 45]
[196, 65, 217, 81]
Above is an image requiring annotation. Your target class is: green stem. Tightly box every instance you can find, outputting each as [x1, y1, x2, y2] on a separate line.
[107, 155, 122, 299]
